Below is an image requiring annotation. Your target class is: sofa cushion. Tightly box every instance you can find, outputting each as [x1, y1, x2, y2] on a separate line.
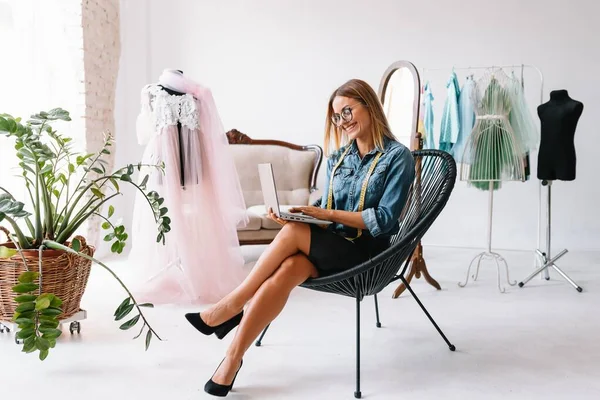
[237, 228, 279, 243]
[237, 210, 262, 231]
[229, 144, 316, 207]
[247, 204, 307, 230]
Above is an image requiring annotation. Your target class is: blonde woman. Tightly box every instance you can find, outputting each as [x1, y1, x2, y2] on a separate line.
[186, 79, 415, 397]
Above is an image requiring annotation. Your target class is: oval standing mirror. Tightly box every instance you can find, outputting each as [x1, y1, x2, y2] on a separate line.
[378, 61, 421, 150]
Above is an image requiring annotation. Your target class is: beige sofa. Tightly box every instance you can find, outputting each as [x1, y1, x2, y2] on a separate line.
[227, 129, 324, 245]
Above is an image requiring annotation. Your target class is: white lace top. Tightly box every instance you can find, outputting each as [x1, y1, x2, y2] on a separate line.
[136, 84, 200, 145]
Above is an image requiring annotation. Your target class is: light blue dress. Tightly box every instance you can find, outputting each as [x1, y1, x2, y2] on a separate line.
[439, 71, 461, 152]
[423, 82, 435, 149]
[451, 74, 476, 162]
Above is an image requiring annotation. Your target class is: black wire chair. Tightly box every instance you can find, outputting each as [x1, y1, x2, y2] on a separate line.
[255, 149, 457, 398]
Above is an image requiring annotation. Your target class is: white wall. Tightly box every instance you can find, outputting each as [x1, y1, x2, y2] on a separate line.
[115, 0, 600, 253]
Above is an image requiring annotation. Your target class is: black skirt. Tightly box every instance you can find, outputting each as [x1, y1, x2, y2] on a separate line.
[306, 224, 390, 277]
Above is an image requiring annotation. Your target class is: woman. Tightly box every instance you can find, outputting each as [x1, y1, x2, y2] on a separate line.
[185, 78, 416, 397]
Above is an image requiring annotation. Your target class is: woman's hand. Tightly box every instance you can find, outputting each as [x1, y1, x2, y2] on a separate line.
[267, 207, 287, 226]
[288, 206, 332, 221]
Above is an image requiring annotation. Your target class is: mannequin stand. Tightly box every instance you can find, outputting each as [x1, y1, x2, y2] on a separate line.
[458, 181, 517, 293]
[392, 131, 442, 298]
[519, 180, 583, 292]
[392, 243, 441, 298]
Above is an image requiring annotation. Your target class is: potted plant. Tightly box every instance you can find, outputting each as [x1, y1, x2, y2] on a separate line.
[0, 108, 170, 360]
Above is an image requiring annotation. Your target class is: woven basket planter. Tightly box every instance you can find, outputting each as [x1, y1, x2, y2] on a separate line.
[0, 226, 94, 322]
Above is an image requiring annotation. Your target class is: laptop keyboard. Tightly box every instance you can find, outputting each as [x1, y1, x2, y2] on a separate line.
[281, 212, 315, 220]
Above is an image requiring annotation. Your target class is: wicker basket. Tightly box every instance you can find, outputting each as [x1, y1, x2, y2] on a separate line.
[0, 226, 94, 321]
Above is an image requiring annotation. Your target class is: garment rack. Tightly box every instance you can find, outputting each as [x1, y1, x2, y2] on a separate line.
[420, 63, 573, 291]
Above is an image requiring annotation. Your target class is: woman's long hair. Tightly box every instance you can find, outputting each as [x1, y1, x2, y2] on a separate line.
[324, 79, 397, 156]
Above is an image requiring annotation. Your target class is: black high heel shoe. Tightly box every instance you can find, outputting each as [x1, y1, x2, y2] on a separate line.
[184, 311, 243, 340]
[204, 358, 243, 397]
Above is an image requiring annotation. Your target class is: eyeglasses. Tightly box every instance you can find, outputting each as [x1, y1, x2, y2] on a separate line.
[331, 103, 362, 127]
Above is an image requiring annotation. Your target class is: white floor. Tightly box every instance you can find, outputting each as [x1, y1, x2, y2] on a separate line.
[1, 246, 599, 399]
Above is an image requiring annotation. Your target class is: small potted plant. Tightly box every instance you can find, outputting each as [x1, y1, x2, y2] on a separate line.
[0, 108, 170, 360]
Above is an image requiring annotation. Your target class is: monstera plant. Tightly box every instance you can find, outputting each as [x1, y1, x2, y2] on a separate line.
[0, 108, 170, 360]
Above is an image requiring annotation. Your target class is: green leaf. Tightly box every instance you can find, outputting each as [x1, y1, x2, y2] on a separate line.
[71, 238, 81, 252]
[15, 302, 35, 313]
[119, 314, 140, 330]
[101, 148, 111, 155]
[91, 188, 104, 199]
[22, 337, 37, 353]
[13, 311, 35, 321]
[18, 321, 35, 330]
[127, 165, 134, 175]
[15, 294, 37, 303]
[104, 233, 115, 241]
[47, 337, 57, 349]
[102, 222, 110, 230]
[115, 225, 125, 235]
[115, 304, 134, 321]
[91, 167, 103, 174]
[141, 174, 149, 187]
[111, 240, 120, 253]
[0, 116, 9, 132]
[15, 317, 35, 325]
[40, 319, 60, 329]
[16, 327, 35, 339]
[13, 283, 39, 293]
[114, 297, 131, 317]
[108, 205, 115, 218]
[39, 314, 58, 322]
[159, 207, 168, 216]
[41, 307, 62, 317]
[139, 303, 154, 308]
[109, 178, 120, 191]
[49, 296, 62, 308]
[35, 297, 51, 311]
[145, 330, 152, 350]
[40, 164, 53, 174]
[0, 246, 17, 259]
[18, 271, 39, 284]
[40, 328, 62, 339]
[36, 337, 50, 351]
[68, 163, 75, 174]
[39, 349, 49, 361]
[120, 174, 132, 182]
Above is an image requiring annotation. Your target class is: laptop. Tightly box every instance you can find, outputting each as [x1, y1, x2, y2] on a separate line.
[258, 163, 332, 225]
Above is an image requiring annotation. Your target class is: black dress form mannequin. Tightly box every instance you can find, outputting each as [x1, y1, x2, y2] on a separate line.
[537, 90, 583, 182]
[158, 70, 187, 186]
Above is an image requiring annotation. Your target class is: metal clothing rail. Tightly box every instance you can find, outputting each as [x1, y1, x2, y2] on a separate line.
[420, 63, 575, 291]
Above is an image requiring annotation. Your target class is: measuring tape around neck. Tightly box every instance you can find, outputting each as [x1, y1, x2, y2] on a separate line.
[326, 144, 383, 240]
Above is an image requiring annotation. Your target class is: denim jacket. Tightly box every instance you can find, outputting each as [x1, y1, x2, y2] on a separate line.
[315, 137, 415, 238]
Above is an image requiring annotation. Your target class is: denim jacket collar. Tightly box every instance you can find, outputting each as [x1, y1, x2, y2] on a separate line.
[348, 136, 391, 156]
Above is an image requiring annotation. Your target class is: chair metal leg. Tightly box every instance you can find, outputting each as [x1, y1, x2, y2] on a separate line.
[374, 294, 382, 328]
[355, 294, 362, 399]
[255, 323, 270, 347]
[399, 275, 456, 352]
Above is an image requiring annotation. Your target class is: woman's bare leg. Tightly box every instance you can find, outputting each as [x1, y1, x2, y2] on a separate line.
[209, 253, 318, 385]
[201, 222, 311, 326]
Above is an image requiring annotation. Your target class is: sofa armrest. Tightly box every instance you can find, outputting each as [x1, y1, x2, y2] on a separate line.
[309, 189, 323, 207]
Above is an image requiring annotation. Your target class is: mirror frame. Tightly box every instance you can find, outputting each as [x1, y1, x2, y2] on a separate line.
[377, 60, 422, 151]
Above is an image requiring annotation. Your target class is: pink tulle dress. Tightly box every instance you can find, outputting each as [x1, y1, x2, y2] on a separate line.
[128, 71, 249, 305]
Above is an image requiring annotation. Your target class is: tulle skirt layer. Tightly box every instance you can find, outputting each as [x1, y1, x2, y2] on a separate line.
[128, 122, 248, 305]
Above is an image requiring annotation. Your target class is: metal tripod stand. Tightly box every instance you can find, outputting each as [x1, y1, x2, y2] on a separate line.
[519, 180, 583, 292]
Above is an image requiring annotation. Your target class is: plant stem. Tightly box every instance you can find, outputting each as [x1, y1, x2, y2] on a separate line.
[7, 232, 30, 272]
[3, 216, 31, 248]
[55, 192, 120, 243]
[42, 240, 162, 341]
[34, 160, 42, 245]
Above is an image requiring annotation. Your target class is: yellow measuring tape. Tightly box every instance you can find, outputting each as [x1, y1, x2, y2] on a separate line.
[326, 144, 383, 240]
